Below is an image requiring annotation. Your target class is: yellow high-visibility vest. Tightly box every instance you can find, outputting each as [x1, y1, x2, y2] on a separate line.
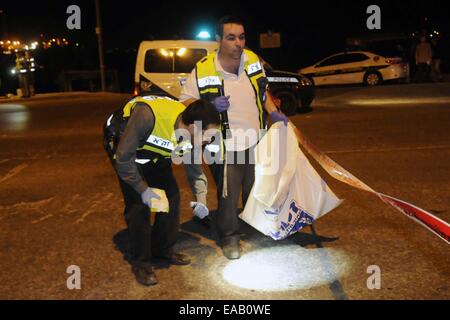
[194, 49, 268, 129]
[122, 96, 186, 162]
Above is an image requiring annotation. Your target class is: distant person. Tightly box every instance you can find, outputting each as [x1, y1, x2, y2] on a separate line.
[24, 51, 35, 96]
[414, 36, 433, 82]
[15, 52, 31, 97]
[14, 51, 35, 97]
[431, 37, 443, 82]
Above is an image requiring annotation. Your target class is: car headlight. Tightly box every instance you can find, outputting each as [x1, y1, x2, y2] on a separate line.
[300, 78, 312, 86]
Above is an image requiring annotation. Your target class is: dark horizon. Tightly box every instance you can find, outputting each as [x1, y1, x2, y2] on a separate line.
[2, 0, 449, 92]
[2, 1, 448, 48]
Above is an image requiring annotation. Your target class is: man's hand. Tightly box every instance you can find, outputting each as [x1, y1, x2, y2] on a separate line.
[190, 201, 209, 219]
[213, 96, 230, 113]
[270, 111, 289, 126]
[141, 187, 161, 208]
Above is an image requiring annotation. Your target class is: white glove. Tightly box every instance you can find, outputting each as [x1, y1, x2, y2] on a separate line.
[190, 201, 209, 219]
[141, 187, 161, 208]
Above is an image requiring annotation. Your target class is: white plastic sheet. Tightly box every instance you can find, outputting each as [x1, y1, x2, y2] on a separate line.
[240, 123, 343, 240]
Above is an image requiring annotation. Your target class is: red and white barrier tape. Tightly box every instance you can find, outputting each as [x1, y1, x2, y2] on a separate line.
[292, 124, 450, 244]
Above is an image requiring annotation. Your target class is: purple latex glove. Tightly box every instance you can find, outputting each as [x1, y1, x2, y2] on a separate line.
[270, 111, 288, 126]
[214, 96, 230, 113]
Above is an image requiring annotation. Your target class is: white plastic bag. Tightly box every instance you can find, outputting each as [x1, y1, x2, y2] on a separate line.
[240, 123, 343, 240]
[252, 122, 299, 209]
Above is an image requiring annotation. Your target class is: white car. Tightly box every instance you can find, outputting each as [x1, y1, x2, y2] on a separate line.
[300, 51, 409, 86]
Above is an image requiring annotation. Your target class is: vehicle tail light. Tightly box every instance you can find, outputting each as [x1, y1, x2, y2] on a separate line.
[385, 58, 402, 64]
[133, 82, 139, 96]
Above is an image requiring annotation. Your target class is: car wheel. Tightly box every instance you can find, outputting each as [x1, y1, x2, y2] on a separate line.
[364, 71, 382, 86]
[273, 90, 298, 116]
[298, 98, 313, 113]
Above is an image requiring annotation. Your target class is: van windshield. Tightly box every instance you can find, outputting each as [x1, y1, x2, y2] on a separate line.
[144, 48, 208, 73]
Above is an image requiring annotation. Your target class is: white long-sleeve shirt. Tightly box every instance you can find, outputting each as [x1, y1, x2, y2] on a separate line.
[180, 51, 265, 152]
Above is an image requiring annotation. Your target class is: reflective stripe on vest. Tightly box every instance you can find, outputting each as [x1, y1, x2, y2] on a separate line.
[195, 49, 267, 129]
[121, 96, 186, 160]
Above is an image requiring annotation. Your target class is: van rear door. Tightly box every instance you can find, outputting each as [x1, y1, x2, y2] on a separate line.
[139, 47, 209, 98]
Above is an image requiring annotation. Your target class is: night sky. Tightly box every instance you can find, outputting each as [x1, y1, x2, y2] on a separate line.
[1, 0, 449, 89]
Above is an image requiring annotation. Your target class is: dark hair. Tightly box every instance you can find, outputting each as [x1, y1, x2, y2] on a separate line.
[182, 99, 220, 128]
[215, 15, 244, 38]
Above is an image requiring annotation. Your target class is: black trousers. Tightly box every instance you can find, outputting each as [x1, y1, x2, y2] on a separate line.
[209, 147, 255, 243]
[414, 63, 432, 82]
[18, 74, 31, 97]
[116, 159, 180, 268]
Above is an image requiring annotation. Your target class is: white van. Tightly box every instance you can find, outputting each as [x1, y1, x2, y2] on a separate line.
[134, 40, 315, 115]
[134, 40, 218, 99]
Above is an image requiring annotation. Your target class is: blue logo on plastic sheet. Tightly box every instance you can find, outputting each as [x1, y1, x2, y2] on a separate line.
[273, 200, 314, 239]
[264, 209, 278, 216]
[270, 231, 282, 240]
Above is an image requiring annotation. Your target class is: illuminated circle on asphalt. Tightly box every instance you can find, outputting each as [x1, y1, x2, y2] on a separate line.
[222, 245, 349, 291]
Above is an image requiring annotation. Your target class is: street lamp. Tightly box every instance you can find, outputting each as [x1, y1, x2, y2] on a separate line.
[95, 0, 106, 92]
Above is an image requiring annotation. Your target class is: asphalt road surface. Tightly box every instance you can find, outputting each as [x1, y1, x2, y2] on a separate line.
[1, 84, 449, 299]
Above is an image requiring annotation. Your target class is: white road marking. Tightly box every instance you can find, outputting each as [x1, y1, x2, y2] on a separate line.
[62, 194, 81, 214]
[75, 193, 114, 224]
[0, 197, 56, 221]
[0, 163, 28, 184]
[31, 214, 53, 224]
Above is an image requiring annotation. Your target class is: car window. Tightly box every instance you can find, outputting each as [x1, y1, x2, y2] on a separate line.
[346, 53, 370, 63]
[318, 53, 369, 67]
[174, 48, 208, 73]
[144, 49, 174, 73]
[145, 48, 208, 73]
[318, 54, 348, 67]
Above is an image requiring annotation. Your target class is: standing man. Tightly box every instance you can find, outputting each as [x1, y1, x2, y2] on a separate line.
[104, 96, 220, 286]
[15, 52, 30, 98]
[180, 16, 288, 260]
[431, 36, 443, 82]
[414, 35, 433, 82]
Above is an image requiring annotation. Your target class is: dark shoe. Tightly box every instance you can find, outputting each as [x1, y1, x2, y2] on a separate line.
[221, 238, 241, 260]
[192, 215, 213, 229]
[132, 265, 158, 286]
[153, 252, 191, 266]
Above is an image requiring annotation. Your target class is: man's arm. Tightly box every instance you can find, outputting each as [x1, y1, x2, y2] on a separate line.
[427, 44, 433, 64]
[259, 66, 280, 114]
[264, 90, 279, 113]
[115, 103, 154, 194]
[264, 88, 289, 125]
[180, 68, 200, 106]
[184, 163, 208, 205]
[180, 68, 210, 206]
[415, 46, 420, 64]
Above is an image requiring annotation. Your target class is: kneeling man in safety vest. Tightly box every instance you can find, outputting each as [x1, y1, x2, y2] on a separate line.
[103, 96, 220, 286]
